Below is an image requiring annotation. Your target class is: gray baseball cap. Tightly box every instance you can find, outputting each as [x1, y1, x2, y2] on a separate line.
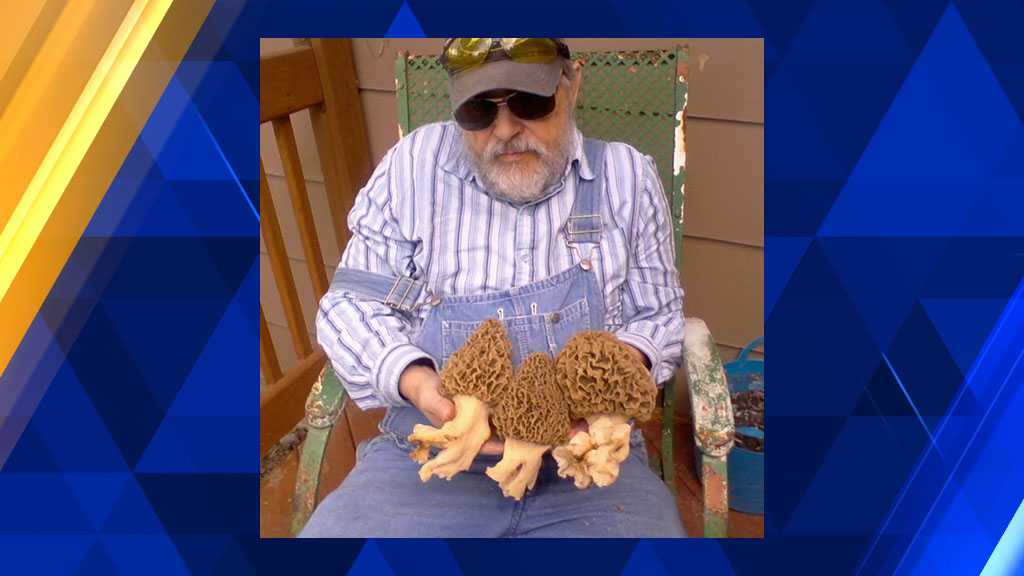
[446, 39, 568, 112]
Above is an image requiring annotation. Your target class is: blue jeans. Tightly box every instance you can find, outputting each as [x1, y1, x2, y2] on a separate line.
[299, 432, 685, 538]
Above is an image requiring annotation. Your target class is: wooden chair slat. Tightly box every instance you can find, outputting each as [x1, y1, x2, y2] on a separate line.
[260, 46, 324, 123]
[272, 115, 329, 297]
[260, 305, 282, 384]
[261, 160, 312, 357]
[307, 38, 371, 255]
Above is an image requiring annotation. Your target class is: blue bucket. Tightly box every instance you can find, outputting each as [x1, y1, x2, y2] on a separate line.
[724, 336, 763, 514]
[692, 337, 765, 513]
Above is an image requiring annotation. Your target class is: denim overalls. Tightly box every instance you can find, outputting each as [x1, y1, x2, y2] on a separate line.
[301, 138, 685, 537]
[332, 138, 613, 447]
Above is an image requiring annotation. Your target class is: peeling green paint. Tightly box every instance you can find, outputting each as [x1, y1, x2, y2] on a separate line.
[702, 455, 729, 537]
[396, 52, 410, 138]
[684, 318, 735, 459]
[661, 376, 676, 494]
[291, 366, 349, 536]
[672, 46, 689, 268]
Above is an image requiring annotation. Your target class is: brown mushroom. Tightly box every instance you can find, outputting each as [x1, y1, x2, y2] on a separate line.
[551, 331, 656, 487]
[485, 353, 571, 500]
[407, 319, 513, 482]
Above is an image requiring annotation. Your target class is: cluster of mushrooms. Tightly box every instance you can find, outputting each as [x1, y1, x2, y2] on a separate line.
[407, 320, 656, 500]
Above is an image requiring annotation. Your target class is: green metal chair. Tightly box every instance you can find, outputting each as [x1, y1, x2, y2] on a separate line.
[293, 46, 735, 537]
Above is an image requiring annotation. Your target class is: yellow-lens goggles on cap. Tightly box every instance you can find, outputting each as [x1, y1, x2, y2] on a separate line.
[441, 38, 571, 76]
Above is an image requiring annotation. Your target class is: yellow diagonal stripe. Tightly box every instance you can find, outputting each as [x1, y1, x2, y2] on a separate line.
[0, 1, 132, 236]
[0, 0, 172, 302]
[0, 0, 214, 378]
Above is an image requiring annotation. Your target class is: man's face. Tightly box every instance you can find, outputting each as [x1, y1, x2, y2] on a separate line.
[461, 64, 583, 204]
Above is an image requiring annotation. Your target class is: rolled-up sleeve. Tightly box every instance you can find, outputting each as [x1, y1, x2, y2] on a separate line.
[615, 152, 686, 385]
[316, 145, 436, 410]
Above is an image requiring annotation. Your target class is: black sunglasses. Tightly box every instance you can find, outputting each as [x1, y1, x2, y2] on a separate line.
[454, 91, 558, 131]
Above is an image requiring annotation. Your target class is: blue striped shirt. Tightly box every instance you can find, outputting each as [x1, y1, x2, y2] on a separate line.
[317, 120, 685, 410]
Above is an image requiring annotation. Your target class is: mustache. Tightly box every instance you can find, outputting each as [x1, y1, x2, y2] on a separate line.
[485, 137, 546, 161]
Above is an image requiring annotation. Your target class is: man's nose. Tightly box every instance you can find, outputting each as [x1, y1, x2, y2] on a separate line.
[490, 104, 523, 141]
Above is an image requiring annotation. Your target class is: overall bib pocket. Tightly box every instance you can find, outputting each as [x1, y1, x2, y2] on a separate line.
[543, 297, 593, 356]
[439, 296, 593, 366]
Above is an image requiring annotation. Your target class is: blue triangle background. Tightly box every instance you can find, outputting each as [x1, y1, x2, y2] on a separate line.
[385, 2, 424, 37]
[76, 539, 119, 576]
[819, 5, 1023, 236]
[349, 541, 396, 576]
[621, 541, 673, 576]
[921, 297, 1009, 376]
[0, 0, 1021, 574]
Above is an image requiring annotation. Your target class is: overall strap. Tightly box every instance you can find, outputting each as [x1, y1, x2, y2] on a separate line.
[564, 138, 607, 261]
[329, 267, 436, 313]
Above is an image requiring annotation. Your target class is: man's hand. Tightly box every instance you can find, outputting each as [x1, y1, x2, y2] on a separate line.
[568, 419, 589, 437]
[398, 362, 454, 428]
[399, 362, 598, 457]
[400, 361, 505, 455]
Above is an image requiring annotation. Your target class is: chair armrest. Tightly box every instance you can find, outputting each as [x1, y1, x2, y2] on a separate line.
[683, 317, 734, 459]
[292, 365, 347, 536]
[304, 365, 346, 429]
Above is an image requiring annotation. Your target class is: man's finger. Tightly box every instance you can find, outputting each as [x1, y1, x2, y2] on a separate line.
[478, 438, 504, 455]
[421, 389, 455, 426]
[438, 398, 455, 422]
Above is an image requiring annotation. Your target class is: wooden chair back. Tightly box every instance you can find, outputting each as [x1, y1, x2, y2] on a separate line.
[258, 39, 372, 457]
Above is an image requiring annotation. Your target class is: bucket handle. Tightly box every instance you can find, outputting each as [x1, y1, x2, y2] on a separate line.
[738, 336, 764, 361]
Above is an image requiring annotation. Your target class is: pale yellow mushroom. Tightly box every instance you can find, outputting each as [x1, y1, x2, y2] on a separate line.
[552, 331, 656, 488]
[409, 395, 494, 481]
[580, 415, 632, 487]
[486, 353, 570, 500]
[485, 439, 548, 499]
[407, 319, 513, 481]
[552, 431, 594, 489]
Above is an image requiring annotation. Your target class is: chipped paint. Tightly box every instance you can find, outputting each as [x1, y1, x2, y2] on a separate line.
[293, 424, 334, 535]
[701, 456, 729, 537]
[672, 46, 689, 267]
[678, 186, 685, 229]
[305, 369, 344, 429]
[703, 461, 728, 516]
[684, 318, 735, 458]
[673, 109, 686, 177]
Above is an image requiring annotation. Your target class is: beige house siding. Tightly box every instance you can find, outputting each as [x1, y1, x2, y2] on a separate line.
[259, 38, 764, 379]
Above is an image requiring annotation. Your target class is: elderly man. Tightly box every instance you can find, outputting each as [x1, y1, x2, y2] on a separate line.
[301, 38, 686, 537]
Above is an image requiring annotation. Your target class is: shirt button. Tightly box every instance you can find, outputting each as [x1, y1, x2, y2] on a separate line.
[550, 312, 561, 324]
[519, 251, 530, 263]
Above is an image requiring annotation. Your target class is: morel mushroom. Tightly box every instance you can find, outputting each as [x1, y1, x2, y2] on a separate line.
[551, 331, 656, 487]
[407, 319, 513, 482]
[486, 353, 571, 500]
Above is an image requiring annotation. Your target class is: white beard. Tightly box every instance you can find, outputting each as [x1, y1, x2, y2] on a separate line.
[463, 119, 576, 204]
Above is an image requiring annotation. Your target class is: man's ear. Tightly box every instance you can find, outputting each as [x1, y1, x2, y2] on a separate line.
[569, 61, 583, 105]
